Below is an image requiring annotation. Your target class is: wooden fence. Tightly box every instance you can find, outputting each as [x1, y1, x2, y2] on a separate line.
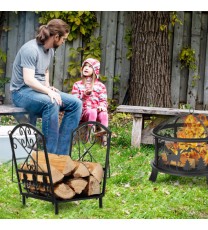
[1, 11, 208, 110]
[170, 11, 208, 110]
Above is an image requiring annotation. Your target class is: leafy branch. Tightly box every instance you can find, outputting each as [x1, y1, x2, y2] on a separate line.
[37, 11, 99, 41]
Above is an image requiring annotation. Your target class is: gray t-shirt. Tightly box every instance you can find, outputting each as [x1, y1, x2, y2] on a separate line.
[10, 39, 54, 91]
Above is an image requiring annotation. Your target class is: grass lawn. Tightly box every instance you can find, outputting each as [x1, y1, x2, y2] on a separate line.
[1, 113, 208, 220]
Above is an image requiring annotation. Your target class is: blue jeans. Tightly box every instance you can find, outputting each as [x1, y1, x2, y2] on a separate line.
[12, 86, 82, 155]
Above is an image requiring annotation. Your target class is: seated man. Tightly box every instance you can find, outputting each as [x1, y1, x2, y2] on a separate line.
[10, 19, 82, 155]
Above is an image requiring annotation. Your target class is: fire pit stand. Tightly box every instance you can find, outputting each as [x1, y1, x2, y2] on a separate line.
[149, 113, 208, 183]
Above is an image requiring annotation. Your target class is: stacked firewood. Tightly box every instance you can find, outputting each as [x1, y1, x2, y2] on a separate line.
[20, 151, 104, 199]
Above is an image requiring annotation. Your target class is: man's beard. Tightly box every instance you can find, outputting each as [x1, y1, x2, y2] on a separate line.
[53, 41, 60, 49]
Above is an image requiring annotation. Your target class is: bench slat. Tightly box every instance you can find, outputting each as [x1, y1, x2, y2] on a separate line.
[0, 105, 28, 115]
[117, 105, 208, 116]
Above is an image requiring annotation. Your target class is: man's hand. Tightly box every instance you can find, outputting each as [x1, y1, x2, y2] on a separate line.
[47, 90, 62, 105]
[48, 86, 60, 92]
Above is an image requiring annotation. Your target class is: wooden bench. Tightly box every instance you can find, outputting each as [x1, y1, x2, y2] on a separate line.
[0, 104, 29, 123]
[116, 105, 208, 148]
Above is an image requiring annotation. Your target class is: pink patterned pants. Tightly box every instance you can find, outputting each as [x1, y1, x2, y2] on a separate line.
[81, 108, 108, 127]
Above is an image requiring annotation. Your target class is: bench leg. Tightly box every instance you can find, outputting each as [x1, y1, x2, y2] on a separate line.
[29, 114, 38, 126]
[13, 114, 29, 123]
[131, 114, 143, 148]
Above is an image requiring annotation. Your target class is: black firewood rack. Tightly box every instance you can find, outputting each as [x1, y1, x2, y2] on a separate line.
[9, 121, 111, 215]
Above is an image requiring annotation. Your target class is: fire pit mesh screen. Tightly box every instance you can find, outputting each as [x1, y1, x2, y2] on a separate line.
[149, 113, 208, 182]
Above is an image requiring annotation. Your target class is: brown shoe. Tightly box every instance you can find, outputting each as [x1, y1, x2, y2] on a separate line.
[94, 128, 106, 137]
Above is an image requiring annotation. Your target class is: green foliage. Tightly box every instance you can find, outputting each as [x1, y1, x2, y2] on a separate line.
[0, 49, 7, 63]
[107, 99, 118, 112]
[98, 76, 121, 112]
[0, 49, 9, 97]
[179, 46, 201, 87]
[179, 47, 197, 71]
[191, 75, 200, 87]
[63, 76, 80, 93]
[99, 75, 107, 82]
[37, 11, 99, 41]
[112, 75, 120, 95]
[82, 35, 102, 60]
[0, 77, 10, 96]
[0, 115, 17, 125]
[179, 103, 192, 110]
[0, 48, 7, 78]
[67, 57, 81, 77]
[110, 112, 132, 128]
[170, 12, 183, 27]
[159, 24, 167, 31]
[124, 29, 132, 60]
[68, 36, 101, 76]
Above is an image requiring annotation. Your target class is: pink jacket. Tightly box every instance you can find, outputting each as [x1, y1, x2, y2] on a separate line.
[72, 79, 108, 111]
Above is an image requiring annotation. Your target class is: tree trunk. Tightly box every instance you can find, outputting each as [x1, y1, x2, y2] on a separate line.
[129, 11, 172, 107]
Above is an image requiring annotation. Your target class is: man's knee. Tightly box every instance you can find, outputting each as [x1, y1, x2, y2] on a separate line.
[76, 98, 82, 108]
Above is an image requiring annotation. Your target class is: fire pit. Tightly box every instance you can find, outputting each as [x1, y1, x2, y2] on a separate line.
[149, 113, 208, 182]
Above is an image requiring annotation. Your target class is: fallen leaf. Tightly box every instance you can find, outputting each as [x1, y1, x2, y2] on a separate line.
[163, 189, 170, 195]
[174, 181, 180, 186]
[124, 210, 130, 215]
[116, 192, 121, 197]
[124, 183, 130, 188]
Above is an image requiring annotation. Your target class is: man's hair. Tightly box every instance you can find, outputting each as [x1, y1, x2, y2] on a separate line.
[36, 19, 70, 44]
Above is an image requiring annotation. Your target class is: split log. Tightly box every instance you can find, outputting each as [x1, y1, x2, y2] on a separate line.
[72, 161, 90, 178]
[54, 183, 76, 199]
[31, 151, 76, 176]
[83, 176, 101, 196]
[28, 185, 50, 194]
[66, 178, 88, 194]
[82, 162, 104, 183]
[19, 163, 64, 184]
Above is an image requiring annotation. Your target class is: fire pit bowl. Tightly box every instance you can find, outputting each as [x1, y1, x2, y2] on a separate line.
[149, 113, 208, 182]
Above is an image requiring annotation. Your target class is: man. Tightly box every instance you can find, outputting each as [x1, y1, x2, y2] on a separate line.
[10, 19, 82, 155]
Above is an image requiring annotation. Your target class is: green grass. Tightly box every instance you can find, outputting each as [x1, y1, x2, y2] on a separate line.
[1, 113, 208, 219]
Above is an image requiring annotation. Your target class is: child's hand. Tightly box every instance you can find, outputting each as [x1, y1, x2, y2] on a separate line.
[84, 89, 92, 95]
[97, 106, 107, 112]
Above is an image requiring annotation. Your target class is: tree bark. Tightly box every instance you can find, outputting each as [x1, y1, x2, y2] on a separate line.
[129, 11, 172, 107]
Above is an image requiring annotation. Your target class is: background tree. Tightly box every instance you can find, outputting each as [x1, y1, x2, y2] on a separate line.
[129, 11, 172, 107]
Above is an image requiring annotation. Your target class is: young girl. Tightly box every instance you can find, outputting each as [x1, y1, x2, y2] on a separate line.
[71, 58, 108, 128]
